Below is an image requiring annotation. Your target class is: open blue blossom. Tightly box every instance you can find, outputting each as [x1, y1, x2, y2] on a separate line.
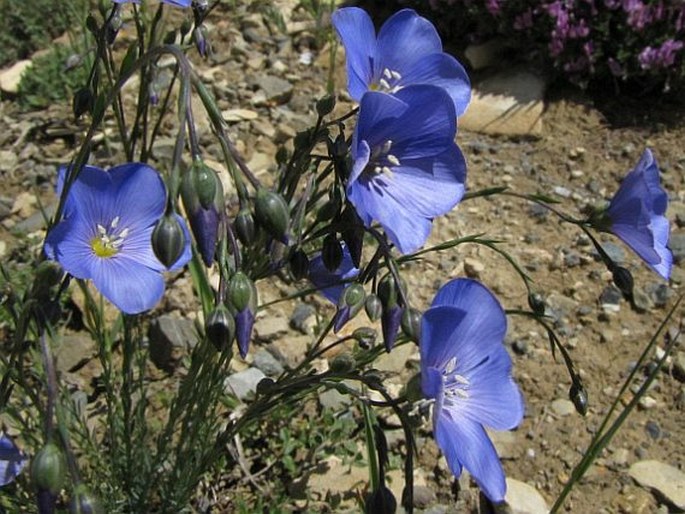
[45, 163, 191, 314]
[349, 85, 466, 254]
[0, 433, 26, 487]
[308, 244, 360, 304]
[421, 278, 524, 503]
[113, 0, 192, 7]
[332, 7, 471, 115]
[601, 149, 672, 280]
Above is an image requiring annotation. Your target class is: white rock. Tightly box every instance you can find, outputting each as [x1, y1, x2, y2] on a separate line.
[505, 478, 550, 514]
[0, 59, 32, 94]
[551, 398, 576, 417]
[460, 69, 546, 137]
[222, 108, 259, 122]
[629, 460, 685, 509]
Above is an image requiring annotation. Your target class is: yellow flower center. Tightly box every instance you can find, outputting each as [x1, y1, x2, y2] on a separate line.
[90, 217, 128, 259]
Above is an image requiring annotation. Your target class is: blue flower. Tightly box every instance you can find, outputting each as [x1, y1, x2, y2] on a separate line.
[308, 244, 359, 304]
[603, 149, 672, 280]
[349, 85, 466, 254]
[332, 7, 471, 115]
[0, 433, 26, 487]
[421, 278, 524, 503]
[45, 163, 191, 314]
[113, 0, 192, 7]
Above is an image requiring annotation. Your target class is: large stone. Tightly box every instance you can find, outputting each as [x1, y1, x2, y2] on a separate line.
[148, 314, 198, 369]
[504, 478, 550, 514]
[460, 69, 546, 137]
[629, 460, 685, 509]
[0, 59, 32, 94]
[224, 367, 266, 401]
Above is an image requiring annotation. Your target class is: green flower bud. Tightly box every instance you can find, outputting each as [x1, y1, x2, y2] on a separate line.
[612, 266, 634, 300]
[378, 274, 400, 310]
[365, 294, 382, 322]
[316, 196, 341, 223]
[569, 381, 588, 416]
[205, 305, 235, 352]
[70, 484, 104, 514]
[192, 160, 221, 210]
[316, 95, 336, 117]
[228, 272, 257, 313]
[234, 209, 256, 246]
[151, 214, 187, 268]
[254, 188, 289, 242]
[73, 88, 94, 120]
[352, 327, 377, 348]
[31, 443, 66, 495]
[294, 129, 312, 151]
[330, 352, 355, 373]
[401, 307, 422, 343]
[334, 283, 365, 332]
[528, 292, 546, 316]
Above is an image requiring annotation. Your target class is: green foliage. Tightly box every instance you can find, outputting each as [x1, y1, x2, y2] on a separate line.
[0, 0, 88, 68]
[17, 44, 91, 111]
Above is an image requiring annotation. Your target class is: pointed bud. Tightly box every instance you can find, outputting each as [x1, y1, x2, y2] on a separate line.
[192, 160, 220, 210]
[228, 272, 257, 313]
[105, 7, 123, 44]
[333, 283, 365, 332]
[569, 381, 588, 416]
[234, 308, 256, 359]
[70, 484, 103, 514]
[364, 486, 397, 514]
[381, 305, 404, 353]
[289, 249, 309, 280]
[254, 188, 289, 242]
[234, 209, 256, 246]
[401, 308, 421, 343]
[528, 292, 546, 316]
[378, 274, 400, 311]
[31, 443, 66, 496]
[152, 214, 187, 268]
[352, 327, 377, 348]
[612, 266, 634, 301]
[322, 234, 343, 272]
[192, 25, 210, 58]
[340, 206, 364, 268]
[205, 305, 235, 353]
[365, 294, 382, 322]
[73, 88, 94, 119]
[316, 95, 336, 117]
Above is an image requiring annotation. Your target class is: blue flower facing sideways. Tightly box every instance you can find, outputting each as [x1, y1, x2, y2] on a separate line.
[598, 148, 672, 280]
[45, 163, 191, 314]
[349, 85, 466, 254]
[332, 7, 471, 115]
[0, 433, 26, 487]
[421, 278, 524, 503]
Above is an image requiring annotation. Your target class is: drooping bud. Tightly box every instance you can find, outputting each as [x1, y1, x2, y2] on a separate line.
[569, 381, 588, 416]
[181, 160, 225, 266]
[70, 484, 104, 514]
[364, 486, 397, 514]
[340, 205, 364, 268]
[152, 214, 187, 268]
[288, 249, 309, 280]
[105, 6, 123, 45]
[352, 327, 377, 348]
[401, 308, 421, 344]
[73, 88, 94, 120]
[528, 292, 546, 316]
[330, 352, 355, 373]
[192, 25, 210, 58]
[612, 266, 634, 301]
[333, 283, 365, 333]
[378, 274, 405, 352]
[234, 209, 255, 246]
[254, 188, 289, 242]
[31, 443, 66, 496]
[365, 294, 382, 322]
[205, 305, 235, 353]
[322, 234, 343, 272]
[228, 272, 258, 358]
[316, 95, 336, 117]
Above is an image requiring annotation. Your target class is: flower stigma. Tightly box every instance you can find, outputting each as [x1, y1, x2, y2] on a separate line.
[91, 216, 129, 258]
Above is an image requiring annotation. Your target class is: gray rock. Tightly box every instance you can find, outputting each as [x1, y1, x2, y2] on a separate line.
[224, 367, 266, 401]
[551, 398, 576, 417]
[258, 74, 293, 105]
[254, 311, 289, 341]
[629, 460, 685, 509]
[670, 233, 685, 263]
[318, 387, 352, 411]
[645, 420, 662, 439]
[252, 348, 284, 377]
[412, 485, 436, 508]
[290, 303, 316, 334]
[504, 478, 549, 514]
[54, 333, 97, 373]
[602, 241, 626, 264]
[13, 202, 57, 234]
[599, 285, 622, 305]
[148, 314, 198, 369]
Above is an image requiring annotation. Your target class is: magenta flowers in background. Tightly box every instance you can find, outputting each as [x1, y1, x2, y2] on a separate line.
[603, 149, 672, 279]
[421, 278, 524, 503]
[45, 163, 191, 314]
[348, 85, 466, 254]
[331, 7, 471, 115]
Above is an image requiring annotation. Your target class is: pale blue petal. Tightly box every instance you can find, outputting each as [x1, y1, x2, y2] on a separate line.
[375, 9, 443, 77]
[308, 245, 359, 304]
[109, 163, 166, 230]
[0, 434, 26, 487]
[332, 7, 377, 101]
[44, 214, 99, 280]
[434, 413, 507, 503]
[354, 92, 409, 153]
[420, 306, 467, 375]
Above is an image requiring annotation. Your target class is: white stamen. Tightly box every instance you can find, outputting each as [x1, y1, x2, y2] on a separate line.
[379, 78, 391, 90]
[386, 154, 400, 166]
[97, 224, 107, 236]
[111, 216, 120, 228]
[444, 357, 457, 375]
[381, 166, 393, 176]
[390, 70, 402, 81]
[453, 374, 469, 385]
[383, 68, 393, 79]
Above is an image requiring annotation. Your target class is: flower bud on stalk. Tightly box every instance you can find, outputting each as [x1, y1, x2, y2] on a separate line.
[181, 160, 224, 266]
[105, 6, 123, 45]
[612, 266, 634, 302]
[234, 209, 255, 246]
[378, 275, 405, 352]
[73, 88, 94, 120]
[70, 484, 103, 514]
[192, 24, 210, 58]
[228, 272, 258, 358]
[569, 381, 588, 416]
[528, 292, 546, 316]
[205, 305, 235, 353]
[330, 352, 355, 373]
[32, 443, 66, 497]
[364, 486, 397, 514]
[365, 294, 382, 322]
[322, 234, 343, 272]
[152, 214, 187, 268]
[401, 307, 422, 344]
[316, 95, 336, 117]
[333, 283, 365, 333]
[254, 188, 289, 243]
[352, 327, 377, 348]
